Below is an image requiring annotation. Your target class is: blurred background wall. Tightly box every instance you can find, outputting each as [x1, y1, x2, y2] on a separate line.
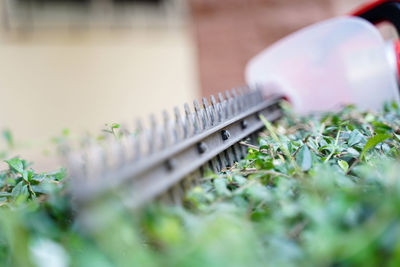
[0, 0, 197, 141]
[190, 0, 366, 96]
[0, 0, 369, 168]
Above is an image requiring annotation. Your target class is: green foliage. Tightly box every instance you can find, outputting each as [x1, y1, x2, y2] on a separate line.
[2, 102, 400, 266]
[182, 102, 400, 266]
[337, 159, 348, 173]
[295, 145, 312, 171]
[0, 157, 65, 205]
[102, 123, 123, 140]
[360, 133, 392, 160]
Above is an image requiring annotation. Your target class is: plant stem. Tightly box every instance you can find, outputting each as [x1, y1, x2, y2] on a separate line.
[260, 115, 302, 175]
[324, 126, 341, 163]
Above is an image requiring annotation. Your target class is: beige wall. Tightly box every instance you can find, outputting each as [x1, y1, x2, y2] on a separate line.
[0, 27, 199, 169]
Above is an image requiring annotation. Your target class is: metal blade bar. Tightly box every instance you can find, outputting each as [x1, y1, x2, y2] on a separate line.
[67, 88, 282, 208]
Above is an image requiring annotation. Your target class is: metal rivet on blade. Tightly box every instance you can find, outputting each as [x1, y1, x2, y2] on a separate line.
[241, 120, 248, 129]
[221, 130, 230, 141]
[165, 159, 176, 171]
[197, 142, 208, 154]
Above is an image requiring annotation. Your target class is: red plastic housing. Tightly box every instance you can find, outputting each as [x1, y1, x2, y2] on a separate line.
[351, 0, 399, 18]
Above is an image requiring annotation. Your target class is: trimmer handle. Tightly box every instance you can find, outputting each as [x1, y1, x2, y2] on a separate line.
[351, 0, 400, 34]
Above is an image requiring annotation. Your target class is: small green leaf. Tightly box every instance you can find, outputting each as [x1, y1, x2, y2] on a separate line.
[46, 168, 66, 181]
[338, 160, 349, 173]
[21, 184, 30, 197]
[371, 121, 392, 134]
[11, 181, 24, 199]
[6, 178, 16, 186]
[346, 147, 360, 158]
[22, 170, 29, 182]
[214, 178, 231, 197]
[365, 113, 375, 122]
[260, 115, 301, 174]
[255, 158, 273, 170]
[348, 129, 364, 147]
[238, 160, 251, 170]
[62, 128, 69, 137]
[22, 169, 34, 182]
[360, 134, 392, 160]
[233, 175, 247, 186]
[393, 133, 400, 142]
[245, 184, 270, 203]
[111, 123, 120, 129]
[295, 145, 312, 171]
[2, 129, 13, 148]
[5, 157, 24, 173]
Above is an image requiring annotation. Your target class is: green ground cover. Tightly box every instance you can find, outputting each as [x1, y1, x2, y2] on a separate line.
[1, 102, 400, 266]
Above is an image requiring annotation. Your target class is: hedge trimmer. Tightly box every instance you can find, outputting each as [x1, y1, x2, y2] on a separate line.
[68, 0, 400, 209]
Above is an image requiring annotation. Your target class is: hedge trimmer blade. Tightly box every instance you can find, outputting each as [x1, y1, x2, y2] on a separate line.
[67, 88, 283, 208]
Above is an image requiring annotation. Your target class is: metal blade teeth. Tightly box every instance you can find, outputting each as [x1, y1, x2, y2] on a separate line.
[193, 100, 202, 132]
[224, 90, 232, 118]
[67, 87, 277, 205]
[71, 86, 261, 164]
[202, 97, 211, 129]
[162, 110, 173, 147]
[209, 95, 217, 125]
[105, 137, 125, 170]
[231, 88, 240, 115]
[133, 119, 144, 160]
[236, 88, 243, 112]
[148, 114, 157, 154]
[174, 106, 185, 141]
[184, 103, 195, 137]
[217, 92, 225, 121]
